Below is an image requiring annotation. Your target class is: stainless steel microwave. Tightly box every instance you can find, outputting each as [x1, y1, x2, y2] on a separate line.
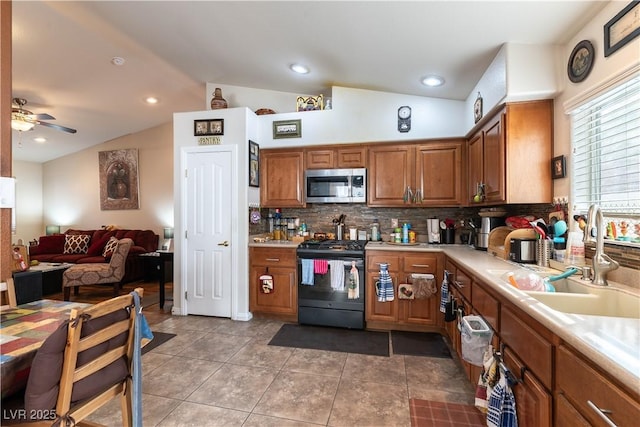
[305, 168, 366, 203]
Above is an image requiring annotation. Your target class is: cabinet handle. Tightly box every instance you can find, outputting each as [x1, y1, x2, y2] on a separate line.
[587, 400, 617, 427]
[454, 280, 465, 288]
[266, 258, 280, 262]
[217, 241, 229, 246]
[410, 264, 430, 268]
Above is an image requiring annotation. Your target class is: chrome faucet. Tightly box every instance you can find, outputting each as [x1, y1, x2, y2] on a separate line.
[584, 204, 619, 285]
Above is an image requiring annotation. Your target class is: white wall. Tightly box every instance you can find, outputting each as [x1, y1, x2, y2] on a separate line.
[553, 0, 640, 218]
[39, 122, 174, 240]
[12, 160, 43, 245]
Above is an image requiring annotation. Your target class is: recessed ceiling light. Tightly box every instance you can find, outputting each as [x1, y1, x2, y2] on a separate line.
[111, 56, 125, 66]
[421, 75, 445, 87]
[34, 137, 46, 143]
[290, 63, 310, 74]
[145, 97, 159, 104]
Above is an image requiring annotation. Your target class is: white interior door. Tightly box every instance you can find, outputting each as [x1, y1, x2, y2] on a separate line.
[184, 148, 233, 317]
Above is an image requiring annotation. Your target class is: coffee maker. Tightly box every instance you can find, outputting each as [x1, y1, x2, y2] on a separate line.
[472, 216, 505, 250]
[427, 218, 440, 243]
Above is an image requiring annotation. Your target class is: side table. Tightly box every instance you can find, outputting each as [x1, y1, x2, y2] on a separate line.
[140, 251, 173, 309]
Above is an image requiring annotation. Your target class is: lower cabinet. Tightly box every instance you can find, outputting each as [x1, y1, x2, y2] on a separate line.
[249, 247, 297, 319]
[365, 251, 441, 329]
[556, 344, 640, 426]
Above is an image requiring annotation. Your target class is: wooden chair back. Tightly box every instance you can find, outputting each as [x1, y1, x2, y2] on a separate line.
[55, 287, 144, 425]
[1, 277, 17, 308]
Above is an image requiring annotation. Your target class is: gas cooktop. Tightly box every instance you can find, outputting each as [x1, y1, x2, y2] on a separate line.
[297, 239, 367, 256]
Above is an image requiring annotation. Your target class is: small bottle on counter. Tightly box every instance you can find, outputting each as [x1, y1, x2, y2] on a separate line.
[402, 223, 409, 243]
[371, 219, 380, 241]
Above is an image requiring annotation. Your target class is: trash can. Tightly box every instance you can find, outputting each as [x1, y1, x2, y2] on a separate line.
[460, 315, 493, 366]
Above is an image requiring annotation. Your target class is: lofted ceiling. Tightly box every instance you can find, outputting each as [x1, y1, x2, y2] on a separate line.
[11, 1, 607, 163]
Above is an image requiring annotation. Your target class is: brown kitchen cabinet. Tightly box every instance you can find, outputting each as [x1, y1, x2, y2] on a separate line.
[305, 145, 366, 169]
[467, 100, 553, 205]
[368, 139, 464, 207]
[366, 251, 442, 330]
[260, 149, 305, 207]
[556, 344, 640, 427]
[249, 247, 297, 319]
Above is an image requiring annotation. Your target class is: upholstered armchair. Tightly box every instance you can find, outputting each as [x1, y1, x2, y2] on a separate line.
[62, 238, 133, 300]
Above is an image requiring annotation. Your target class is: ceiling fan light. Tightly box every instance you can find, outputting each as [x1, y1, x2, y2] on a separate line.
[11, 119, 35, 132]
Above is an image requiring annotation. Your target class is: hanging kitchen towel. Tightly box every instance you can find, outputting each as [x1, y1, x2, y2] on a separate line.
[348, 261, 360, 299]
[314, 259, 329, 275]
[328, 260, 345, 290]
[440, 271, 450, 313]
[301, 259, 315, 285]
[475, 345, 496, 413]
[487, 375, 518, 427]
[398, 283, 414, 299]
[412, 273, 436, 299]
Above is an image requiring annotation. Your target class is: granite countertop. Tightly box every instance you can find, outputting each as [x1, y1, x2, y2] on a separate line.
[367, 242, 640, 393]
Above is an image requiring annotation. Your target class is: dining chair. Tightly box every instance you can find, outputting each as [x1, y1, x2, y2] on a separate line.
[0, 277, 17, 308]
[62, 238, 133, 301]
[20, 287, 144, 426]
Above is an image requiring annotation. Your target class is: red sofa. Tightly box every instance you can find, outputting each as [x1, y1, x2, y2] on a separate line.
[29, 229, 159, 284]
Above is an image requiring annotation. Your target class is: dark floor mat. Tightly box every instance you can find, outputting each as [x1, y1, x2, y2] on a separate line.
[142, 331, 176, 355]
[269, 324, 390, 357]
[391, 331, 452, 358]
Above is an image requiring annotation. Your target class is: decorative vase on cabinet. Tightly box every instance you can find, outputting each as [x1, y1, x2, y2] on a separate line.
[210, 88, 228, 109]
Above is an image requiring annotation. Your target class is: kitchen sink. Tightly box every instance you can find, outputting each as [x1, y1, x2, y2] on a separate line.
[486, 268, 640, 319]
[524, 278, 640, 319]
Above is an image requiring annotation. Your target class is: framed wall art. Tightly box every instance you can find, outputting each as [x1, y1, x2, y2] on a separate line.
[296, 95, 324, 111]
[99, 148, 140, 210]
[604, 1, 640, 57]
[273, 119, 302, 139]
[567, 40, 595, 83]
[194, 119, 224, 136]
[552, 155, 566, 180]
[249, 140, 259, 187]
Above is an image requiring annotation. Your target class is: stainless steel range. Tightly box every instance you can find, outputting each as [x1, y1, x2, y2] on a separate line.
[296, 240, 366, 329]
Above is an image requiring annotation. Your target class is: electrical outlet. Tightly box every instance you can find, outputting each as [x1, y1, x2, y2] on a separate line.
[391, 218, 398, 228]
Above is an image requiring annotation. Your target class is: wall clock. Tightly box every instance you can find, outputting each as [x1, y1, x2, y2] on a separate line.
[474, 92, 483, 123]
[567, 40, 595, 83]
[398, 106, 411, 132]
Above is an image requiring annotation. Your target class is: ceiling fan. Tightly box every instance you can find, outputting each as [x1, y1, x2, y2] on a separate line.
[11, 98, 77, 134]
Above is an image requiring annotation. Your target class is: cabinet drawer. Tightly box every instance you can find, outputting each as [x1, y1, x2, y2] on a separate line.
[367, 254, 400, 272]
[402, 254, 437, 275]
[452, 267, 471, 302]
[557, 345, 640, 427]
[500, 305, 552, 390]
[250, 247, 296, 267]
[472, 282, 499, 332]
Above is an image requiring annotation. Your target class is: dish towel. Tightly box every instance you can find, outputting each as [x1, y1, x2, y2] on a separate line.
[440, 271, 450, 313]
[487, 375, 518, 427]
[328, 260, 345, 290]
[301, 259, 315, 285]
[348, 261, 360, 299]
[314, 259, 329, 275]
[378, 263, 394, 302]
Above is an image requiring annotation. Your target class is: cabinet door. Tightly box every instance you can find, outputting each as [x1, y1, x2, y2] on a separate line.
[483, 114, 506, 203]
[367, 145, 414, 206]
[365, 271, 398, 322]
[305, 149, 334, 169]
[555, 394, 591, 427]
[260, 150, 305, 207]
[416, 141, 464, 206]
[467, 132, 483, 204]
[503, 346, 552, 427]
[250, 266, 297, 315]
[337, 147, 366, 168]
[399, 254, 438, 325]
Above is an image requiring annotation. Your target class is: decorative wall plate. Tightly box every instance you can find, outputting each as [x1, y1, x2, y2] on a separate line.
[567, 40, 595, 83]
[473, 92, 483, 123]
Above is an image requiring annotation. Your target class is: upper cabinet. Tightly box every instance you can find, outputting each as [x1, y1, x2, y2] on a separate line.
[368, 139, 464, 207]
[305, 145, 366, 169]
[467, 100, 553, 205]
[260, 149, 305, 208]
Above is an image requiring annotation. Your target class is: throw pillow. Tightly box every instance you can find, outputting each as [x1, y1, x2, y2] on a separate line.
[102, 237, 120, 258]
[63, 234, 91, 254]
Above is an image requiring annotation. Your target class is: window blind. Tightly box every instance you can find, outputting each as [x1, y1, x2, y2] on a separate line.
[571, 74, 640, 216]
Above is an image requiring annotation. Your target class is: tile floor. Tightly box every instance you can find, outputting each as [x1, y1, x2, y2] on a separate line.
[88, 316, 477, 426]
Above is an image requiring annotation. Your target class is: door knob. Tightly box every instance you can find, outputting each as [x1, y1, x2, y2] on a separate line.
[217, 241, 229, 246]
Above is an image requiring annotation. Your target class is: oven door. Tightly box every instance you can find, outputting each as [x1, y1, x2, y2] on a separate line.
[297, 257, 365, 311]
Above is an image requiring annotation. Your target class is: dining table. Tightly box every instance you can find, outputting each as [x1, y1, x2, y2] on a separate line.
[0, 299, 91, 399]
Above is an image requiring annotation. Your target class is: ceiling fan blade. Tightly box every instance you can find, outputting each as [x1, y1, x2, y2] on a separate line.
[28, 113, 56, 120]
[36, 120, 77, 134]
